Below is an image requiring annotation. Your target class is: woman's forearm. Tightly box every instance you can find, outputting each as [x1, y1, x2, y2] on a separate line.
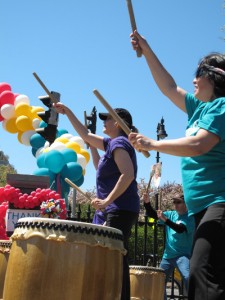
[104, 174, 134, 206]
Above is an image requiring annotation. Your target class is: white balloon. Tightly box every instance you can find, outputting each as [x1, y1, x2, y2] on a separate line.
[14, 94, 30, 106]
[70, 136, 85, 149]
[20, 130, 36, 146]
[60, 133, 73, 140]
[44, 141, 50, 148]
[32, 118, 41, 129]
[1, 104, 16, 119]
[2, 119, 7, 130]
[35, 146, 45, 158]
[49, 141, 67, 151]
[77, 154, 87, 169]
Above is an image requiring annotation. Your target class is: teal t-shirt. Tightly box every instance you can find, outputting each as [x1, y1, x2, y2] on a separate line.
[159, 211, 195, 259]
[181, 93, 225, 215]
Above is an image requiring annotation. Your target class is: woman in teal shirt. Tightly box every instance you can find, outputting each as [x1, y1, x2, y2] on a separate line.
[128, 30, 225, 300]
[144, 193, 195, 300]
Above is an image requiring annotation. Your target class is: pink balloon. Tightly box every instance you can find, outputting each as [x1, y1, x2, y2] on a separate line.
[0, 90, 15, 107]
[0, 82, 11, 94]
[14, 93, 20, 98]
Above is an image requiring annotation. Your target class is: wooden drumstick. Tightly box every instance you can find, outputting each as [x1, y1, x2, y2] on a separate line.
[65, 178, 92, 202]
[146, 168, 155, 192]
[33, 72, 58, 104]
[84, 111, 90, 149]
[93, 89, 150, 158]
[126, 0, 142, 57]
[65, 178, 105, 212]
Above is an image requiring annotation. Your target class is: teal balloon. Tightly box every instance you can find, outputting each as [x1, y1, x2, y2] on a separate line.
[37, 153, 47, 168]
[39, 121, 47, 128]
[45, 150, 65, 174]
[61, 177, 70, 194]
[33, 168, 56, 185]
[32, 147, 37, 157]
[30, 133, 45, 149]
[73, 175, 84, 187]
[56, 128, 68, 138]
[61, 148, 77, 164]
[60, 162, 82, 181]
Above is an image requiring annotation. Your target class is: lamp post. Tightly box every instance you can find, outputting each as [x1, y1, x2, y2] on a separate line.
[71, 189, 77, 220]
[153, 117, 168, 267]
[156, 117, 168, 164]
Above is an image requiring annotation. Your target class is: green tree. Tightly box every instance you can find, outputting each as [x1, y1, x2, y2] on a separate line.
[0, 150, 17, 187]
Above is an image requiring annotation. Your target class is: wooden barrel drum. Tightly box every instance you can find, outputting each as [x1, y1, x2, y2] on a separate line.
[129, 265, 165, 300]
[3, 218, 126, 300]
[0, 240, 11, 298]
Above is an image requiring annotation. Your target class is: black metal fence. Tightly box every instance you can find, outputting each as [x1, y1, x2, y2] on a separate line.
[68, 204, 188, 300]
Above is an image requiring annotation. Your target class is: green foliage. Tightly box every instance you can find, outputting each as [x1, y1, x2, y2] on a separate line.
[0, 150, 9, 163]
[0, 150, 17, 187]
[128, 221, 165, 265]
[75, 202, 96, 221]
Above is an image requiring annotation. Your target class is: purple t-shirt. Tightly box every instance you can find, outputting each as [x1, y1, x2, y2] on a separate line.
[92, 210, 105, 225]
[96, 136, 140, 213]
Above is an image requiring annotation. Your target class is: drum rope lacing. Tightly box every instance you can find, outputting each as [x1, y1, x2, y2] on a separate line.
[0, 241, 11, 247]
[15, 221, 124, 242]
[0, 241, 11, 253]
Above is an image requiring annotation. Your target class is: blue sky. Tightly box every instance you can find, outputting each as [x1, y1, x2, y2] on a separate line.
[0, 0, 224, 191]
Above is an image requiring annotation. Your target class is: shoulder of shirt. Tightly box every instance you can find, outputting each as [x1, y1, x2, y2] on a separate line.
[187, 93, 225, 105]
[209, 97, 225, 106]
[112, 136, 130, 146]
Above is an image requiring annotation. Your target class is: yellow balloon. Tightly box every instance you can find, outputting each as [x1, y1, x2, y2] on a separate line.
[65, 141, 81, 153]
[15, 102, 32, 117]
[31, 106, 45, 118]
[17, 131, 23, 143]
[55, 137, 69, 144]
[4, 118, 18, 134]
[82, 169, 86, 176]
[79, 148, 90, 163]
[16, 115, 33, 132]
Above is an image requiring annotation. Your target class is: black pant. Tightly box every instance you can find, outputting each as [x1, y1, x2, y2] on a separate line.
[106, 210, 138, 300]
[188, 203, 225, 300]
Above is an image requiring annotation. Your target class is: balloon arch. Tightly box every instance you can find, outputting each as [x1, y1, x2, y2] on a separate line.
[0, 82, 91, 235]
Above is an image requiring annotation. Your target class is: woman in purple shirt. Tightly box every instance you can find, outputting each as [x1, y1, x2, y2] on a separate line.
[54, 103, 140, 300]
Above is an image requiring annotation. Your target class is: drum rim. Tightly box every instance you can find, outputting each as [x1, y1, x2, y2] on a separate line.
[14, 218, 124, 242]
[17, 217, 121, 233]
[0, 240, 12, 244]
[129, 265, 165, 272]
[0, 240, 12, 253]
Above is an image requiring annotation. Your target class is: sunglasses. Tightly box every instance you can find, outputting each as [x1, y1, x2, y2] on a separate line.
[195, 67, 206, 78]
[173, 201, 183, 205]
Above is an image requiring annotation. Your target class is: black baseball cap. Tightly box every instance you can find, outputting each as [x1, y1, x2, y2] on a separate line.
[99, 108, 133, 128]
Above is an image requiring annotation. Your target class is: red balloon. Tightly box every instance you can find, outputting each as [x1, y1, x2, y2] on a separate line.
[0, 90, 15, 107]
[54, 194, 61, 200]
[0, 82, 11, 94]
[49, 191, 56, 198]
